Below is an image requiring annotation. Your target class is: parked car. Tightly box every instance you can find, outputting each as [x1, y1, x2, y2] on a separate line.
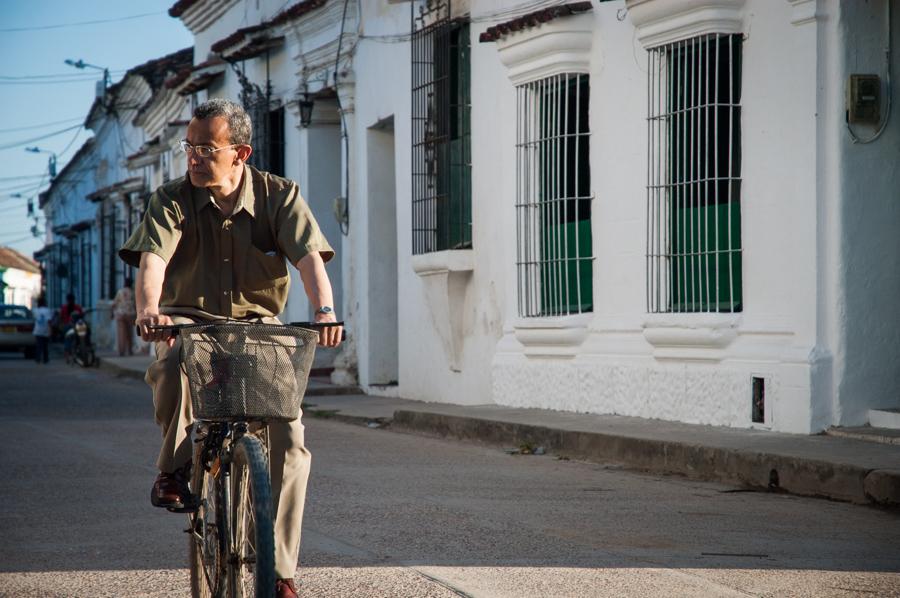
[0, 304, 36, 359]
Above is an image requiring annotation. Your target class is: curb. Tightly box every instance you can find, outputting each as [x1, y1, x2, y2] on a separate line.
[98, 359, 146, 381]
[392, 410, 900, 508]
[305, 384, 364, 397]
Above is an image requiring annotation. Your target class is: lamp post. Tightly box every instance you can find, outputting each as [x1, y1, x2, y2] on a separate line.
[64, 58, 110, 89]
[25, 147, 57, 179]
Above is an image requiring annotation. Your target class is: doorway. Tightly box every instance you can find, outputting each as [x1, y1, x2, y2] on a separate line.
[366, 116, 399, 385]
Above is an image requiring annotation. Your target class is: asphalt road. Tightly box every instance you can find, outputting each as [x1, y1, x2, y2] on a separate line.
[1, 353, 899, 597]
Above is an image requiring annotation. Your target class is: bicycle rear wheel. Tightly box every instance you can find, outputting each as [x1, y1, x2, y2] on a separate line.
[190, 445, 224, 597]
[230, 434, 275, 598]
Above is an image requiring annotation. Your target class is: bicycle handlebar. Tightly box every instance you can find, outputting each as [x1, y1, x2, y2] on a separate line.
[136, 321, 345, 339]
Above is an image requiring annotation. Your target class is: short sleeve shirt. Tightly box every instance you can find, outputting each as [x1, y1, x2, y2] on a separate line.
[119, 165, 334, 318]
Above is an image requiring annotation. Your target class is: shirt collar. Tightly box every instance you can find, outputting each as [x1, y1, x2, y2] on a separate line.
[191, 164, 255, 218]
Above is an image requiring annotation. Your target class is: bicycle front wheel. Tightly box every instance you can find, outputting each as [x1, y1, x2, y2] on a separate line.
[230, 434, 276, 598]
[190, 446, 224, 598]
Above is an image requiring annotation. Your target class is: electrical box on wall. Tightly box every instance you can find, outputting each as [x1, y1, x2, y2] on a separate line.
[847, 74, 881, 124]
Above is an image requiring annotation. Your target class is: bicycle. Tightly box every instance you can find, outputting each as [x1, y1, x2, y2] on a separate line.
[147, 319, 342, 597]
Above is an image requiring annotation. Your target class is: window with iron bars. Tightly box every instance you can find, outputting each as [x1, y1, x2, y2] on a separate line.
[516, 73, 593, 317]
[411, 1, 471, 254]
[646, 34, 743, 313]
[241, 73, 285, 178]
[247, 103, 285, 177]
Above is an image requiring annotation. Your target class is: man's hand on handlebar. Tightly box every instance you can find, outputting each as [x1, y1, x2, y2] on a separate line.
[136, 311, 176, 347]
[314, 311, 342, 348]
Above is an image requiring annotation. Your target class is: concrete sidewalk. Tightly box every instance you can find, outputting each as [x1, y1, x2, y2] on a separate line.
[98, 352, 900, 509]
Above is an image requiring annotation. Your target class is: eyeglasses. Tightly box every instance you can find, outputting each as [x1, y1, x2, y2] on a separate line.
[179, 140, 239, 158]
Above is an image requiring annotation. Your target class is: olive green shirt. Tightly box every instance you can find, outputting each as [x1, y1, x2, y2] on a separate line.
[119, 165, 334, 319]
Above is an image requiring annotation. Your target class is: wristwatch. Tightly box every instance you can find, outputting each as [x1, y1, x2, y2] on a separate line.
[315, 306, 334, 316]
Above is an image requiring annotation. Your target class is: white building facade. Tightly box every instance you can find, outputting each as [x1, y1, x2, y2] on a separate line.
[169, 0, 899, 435]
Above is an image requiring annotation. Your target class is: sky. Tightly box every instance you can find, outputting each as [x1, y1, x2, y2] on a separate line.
[0, 1, 193, 258]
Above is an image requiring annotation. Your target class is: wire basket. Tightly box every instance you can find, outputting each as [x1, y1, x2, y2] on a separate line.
[179, 322, 319, 422]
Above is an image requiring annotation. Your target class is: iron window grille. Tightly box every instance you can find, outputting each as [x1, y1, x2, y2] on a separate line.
[237, 67, 285, 177]
[516, 73, 593, 318]
[411, 0, 472, 254]
[646, 34, 743, 314]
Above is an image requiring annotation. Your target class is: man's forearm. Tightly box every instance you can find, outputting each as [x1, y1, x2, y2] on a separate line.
[136, 252, 167, 316]
[296, 251, 341, 347]
[296, 252, 335, 313]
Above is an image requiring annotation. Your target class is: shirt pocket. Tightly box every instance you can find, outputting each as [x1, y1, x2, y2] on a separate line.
[244, 245, 289, 291]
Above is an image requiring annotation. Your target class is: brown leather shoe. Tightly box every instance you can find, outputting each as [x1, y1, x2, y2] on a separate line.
[150, 462, 194, 511]
[275, 578, 299, 598]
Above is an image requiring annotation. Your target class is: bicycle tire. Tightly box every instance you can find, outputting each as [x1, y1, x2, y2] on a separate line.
[230, 434, 275, 598]
[190, 444, 225, 598]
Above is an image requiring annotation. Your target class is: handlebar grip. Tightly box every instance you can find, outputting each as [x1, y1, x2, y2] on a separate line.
[136, 324, 181, 337]
[288, 322, 346, 341]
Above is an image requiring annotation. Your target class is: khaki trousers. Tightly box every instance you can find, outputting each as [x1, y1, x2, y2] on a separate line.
[145, 315, 311, 579]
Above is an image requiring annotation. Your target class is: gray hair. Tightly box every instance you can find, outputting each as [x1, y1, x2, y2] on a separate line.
[192, 98, 252, 146]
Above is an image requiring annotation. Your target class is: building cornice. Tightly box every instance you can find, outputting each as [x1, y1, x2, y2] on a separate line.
[493, 11, 593, 86]
[174, 0, 240, 34]
[625, 0, 746, 49]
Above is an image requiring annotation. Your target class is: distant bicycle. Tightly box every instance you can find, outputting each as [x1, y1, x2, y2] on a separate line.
[148, 320, 341, 597]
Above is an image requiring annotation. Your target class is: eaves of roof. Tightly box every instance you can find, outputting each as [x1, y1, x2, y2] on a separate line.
[0, 247, 41, 274]
[209, 0, 326, 59]
[479, 2, 593, 43]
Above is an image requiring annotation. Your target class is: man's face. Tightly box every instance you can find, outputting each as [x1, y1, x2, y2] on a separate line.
[185, 116, 241, 188]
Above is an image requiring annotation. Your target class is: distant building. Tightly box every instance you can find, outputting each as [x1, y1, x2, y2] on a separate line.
[36, 48, 192, 350]
[0, 247, 41, 307]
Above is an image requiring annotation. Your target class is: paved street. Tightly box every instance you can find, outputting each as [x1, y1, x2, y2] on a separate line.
[1, 354, 899, 597]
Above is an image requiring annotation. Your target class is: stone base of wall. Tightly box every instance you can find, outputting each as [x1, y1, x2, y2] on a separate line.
[492, 353, 812, 434]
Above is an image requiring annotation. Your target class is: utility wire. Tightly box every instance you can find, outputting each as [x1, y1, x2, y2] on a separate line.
[0, 70, 126, 81]
[0, 117, 84, 133]
[0, 12, 163, 33]
[0, 233, 42, 245]
[0, 124, 83, 151]
[0, 77, 111, 86]
[0, 174, 48, 181]
[57, 126, 87, 158]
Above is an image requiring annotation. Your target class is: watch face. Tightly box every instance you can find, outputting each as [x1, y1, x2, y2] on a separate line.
[317, 306, 333, 314]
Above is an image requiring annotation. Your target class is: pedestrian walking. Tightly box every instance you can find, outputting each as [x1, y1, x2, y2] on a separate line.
[111, 280, 137, 356]
[32, 296, 51, 364]
[120, 98, 342, 598]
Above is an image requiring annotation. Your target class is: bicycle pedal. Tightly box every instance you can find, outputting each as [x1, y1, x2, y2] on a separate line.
[167, 504, 198, 514]
[166, 497, 199, 514]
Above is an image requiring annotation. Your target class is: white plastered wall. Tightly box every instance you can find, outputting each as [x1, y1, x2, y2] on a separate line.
[486, 0, 827, 433]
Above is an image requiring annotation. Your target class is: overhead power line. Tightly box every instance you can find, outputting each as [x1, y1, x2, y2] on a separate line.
[0, 11, 163, 33]
[0, 174, 48, 181]
[0, 69, 127, 81]
[0, 117, 84, 133]
[0, 78, 109, 87]
[0, 233, 42, 246]
[0, 124, 83, 151]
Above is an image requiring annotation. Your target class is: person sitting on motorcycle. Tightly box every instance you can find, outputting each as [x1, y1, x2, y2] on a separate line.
[59, 293, 83, 362]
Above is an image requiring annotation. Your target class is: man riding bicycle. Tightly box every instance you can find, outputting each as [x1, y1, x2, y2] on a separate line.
[119, 98, 342, 598]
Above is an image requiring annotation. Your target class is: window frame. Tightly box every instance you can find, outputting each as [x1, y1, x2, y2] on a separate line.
[515, 72, 594, 318]
[411, 3, 472, 255]
[646, 33, 743, 314]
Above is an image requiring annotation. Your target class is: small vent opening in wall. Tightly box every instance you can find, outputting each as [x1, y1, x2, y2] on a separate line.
[752, 377, 765, 423]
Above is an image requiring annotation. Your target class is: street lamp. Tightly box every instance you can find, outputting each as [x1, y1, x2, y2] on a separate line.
[299, 95, 315, 128]
[64, 58, 110, 88]
[65, 58, 111, 107]
[25, 147, 57, 179]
